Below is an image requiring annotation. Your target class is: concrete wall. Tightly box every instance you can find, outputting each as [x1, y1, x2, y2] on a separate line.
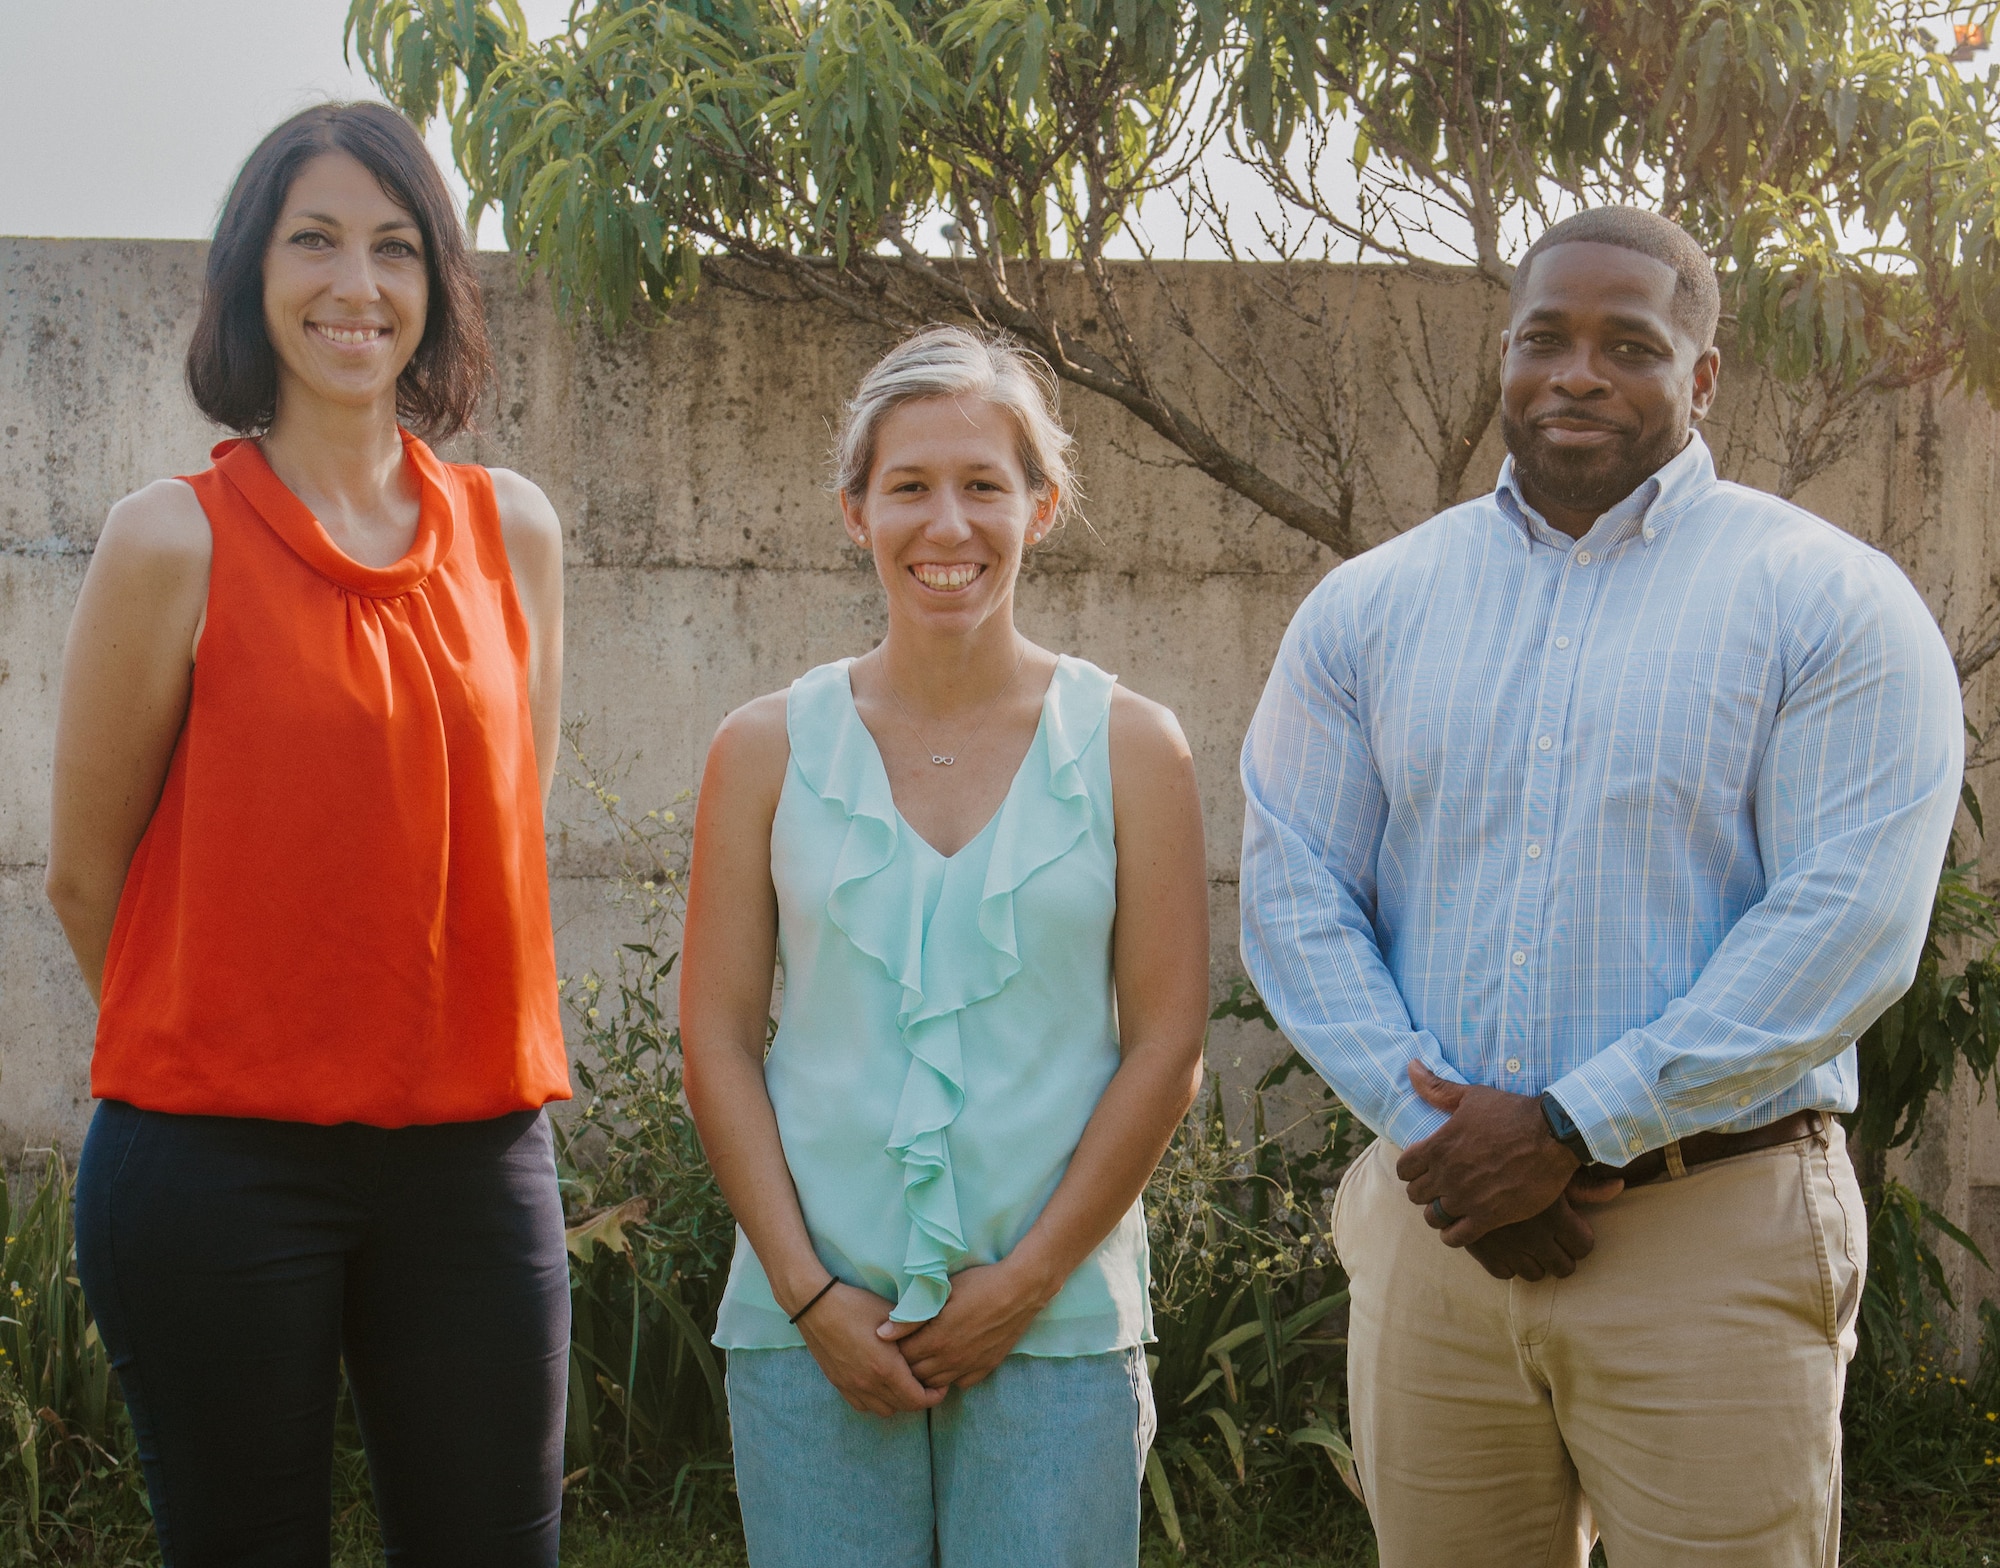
[4, 239, 1999, 1304]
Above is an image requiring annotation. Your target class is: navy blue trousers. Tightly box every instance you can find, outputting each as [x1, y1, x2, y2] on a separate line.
[74, 1100, 570, 1568]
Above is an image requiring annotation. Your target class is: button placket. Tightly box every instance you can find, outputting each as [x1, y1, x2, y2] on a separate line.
[1493, 544, 1601, 1086]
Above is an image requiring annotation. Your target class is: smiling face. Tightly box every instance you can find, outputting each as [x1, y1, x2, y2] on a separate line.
[1499, 240, 1720, 536]
[261, 150, 428, 421]
[841, 394, 1056, 635]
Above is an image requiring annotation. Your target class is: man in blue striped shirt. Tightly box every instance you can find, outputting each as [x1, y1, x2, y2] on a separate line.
[1240, 208, 1963, 1566]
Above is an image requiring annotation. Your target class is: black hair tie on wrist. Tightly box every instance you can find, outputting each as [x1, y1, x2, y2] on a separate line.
[788, 1277, 839, 1326]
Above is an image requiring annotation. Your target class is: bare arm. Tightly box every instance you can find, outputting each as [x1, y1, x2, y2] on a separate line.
[679, 694, 943, 1417]
[45, 481, 213, 1002]
[489, 468, 564, 803]
[896, 686, 1210, 1390]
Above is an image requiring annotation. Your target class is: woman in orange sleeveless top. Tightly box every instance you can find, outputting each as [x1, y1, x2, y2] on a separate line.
[45, 102, 571, 1565]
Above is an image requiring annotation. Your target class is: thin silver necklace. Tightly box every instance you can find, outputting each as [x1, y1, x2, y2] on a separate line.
[884, 647, 1030, 766]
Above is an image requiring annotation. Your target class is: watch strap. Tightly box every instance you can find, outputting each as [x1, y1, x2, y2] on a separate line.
[1540, 1090, 1594, 1164]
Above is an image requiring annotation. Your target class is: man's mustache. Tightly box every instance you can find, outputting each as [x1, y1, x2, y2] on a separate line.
[1532, 406, 1636, 436]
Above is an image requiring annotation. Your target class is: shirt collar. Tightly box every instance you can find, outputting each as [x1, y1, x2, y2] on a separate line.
[1495, 430, 1716, 551]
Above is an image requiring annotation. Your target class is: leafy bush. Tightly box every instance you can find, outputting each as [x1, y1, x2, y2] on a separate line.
[1846, 1189, 2000, 1499]
[0, 1153, 148, 1561]
[1841, 781, 2000, 1503]
[1849, 782, 2000, 1188]
[1141, 992, 1370, 1552]
[553, 757, 735, 1521]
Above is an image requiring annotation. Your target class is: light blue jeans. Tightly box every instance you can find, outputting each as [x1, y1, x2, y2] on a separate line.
[727, 1346, 1156, 1568]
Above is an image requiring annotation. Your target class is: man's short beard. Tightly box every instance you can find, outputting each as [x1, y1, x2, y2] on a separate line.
[1500, 409, 1689, 520]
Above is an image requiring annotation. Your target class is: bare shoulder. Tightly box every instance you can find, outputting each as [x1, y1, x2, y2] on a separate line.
[96, 478, 211, 573]
[485, 467, 562, 557]
[1107, 683, 1195, 774]
[1107, 683, 1201, 831]
[703, 689, 793, 813]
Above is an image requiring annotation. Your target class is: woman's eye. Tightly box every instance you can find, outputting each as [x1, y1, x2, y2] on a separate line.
[292, 230, 330, 248]
[380, 239, 421, 259]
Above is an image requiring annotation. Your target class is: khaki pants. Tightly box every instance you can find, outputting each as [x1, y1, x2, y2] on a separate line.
[1332, 1120, 1865, 1567]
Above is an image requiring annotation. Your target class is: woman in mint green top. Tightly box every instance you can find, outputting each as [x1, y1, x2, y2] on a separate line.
[713, 652, 1151, 1354]
[682, 327, 1210, 1568]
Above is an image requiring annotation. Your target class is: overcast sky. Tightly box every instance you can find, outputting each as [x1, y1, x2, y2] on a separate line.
[4, 2, 1977, 268]
[2, 0, 1342, 263]
[0, 0, 570, 245]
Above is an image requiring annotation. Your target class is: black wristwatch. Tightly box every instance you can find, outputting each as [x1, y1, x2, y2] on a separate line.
[1540, 1091, 1593, 1165]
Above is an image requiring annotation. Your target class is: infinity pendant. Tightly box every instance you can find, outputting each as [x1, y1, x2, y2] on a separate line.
[931, 755, 955, 766]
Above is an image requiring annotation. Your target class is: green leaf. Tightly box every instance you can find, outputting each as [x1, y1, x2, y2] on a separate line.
[1290, 1420, 1363, 1501]
[1204, 1318, 1267, 1360]
[1205, 1406, 1247, 1479]
[1143, 1446, 1184, 1550]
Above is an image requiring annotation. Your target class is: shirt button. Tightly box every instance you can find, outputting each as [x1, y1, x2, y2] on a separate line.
[1506, 1057, 1522, 1073]
[1737, 1094, 1752, 1107]
[1628, 1136, 1644, 1153]
[1575, 550, 1593, 566]
[1511, 950, 1526, 966]
[1537, 735, 1553, 751]
[1527, 843, 1543, 859]
[1555, 636, 1571, 650]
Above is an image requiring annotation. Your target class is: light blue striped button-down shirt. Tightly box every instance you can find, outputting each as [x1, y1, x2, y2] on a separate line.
[1239, 433, 1963, 1164]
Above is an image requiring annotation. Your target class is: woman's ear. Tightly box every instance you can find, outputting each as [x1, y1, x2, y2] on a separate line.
[1026, 485, 1060, 548]
[838, 489, 871, 550]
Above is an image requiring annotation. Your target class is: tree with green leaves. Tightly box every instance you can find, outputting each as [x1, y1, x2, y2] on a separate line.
[348, 0, 2000, 556]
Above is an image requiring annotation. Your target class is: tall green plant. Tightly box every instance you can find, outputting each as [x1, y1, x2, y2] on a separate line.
[1839, 777, 2000, 1499]
[1134, 985, 1373, 1550]
[554, 748, 738, 1519]
[1851, 782, 2000, 1188]
[0, 1155, 148, 1560]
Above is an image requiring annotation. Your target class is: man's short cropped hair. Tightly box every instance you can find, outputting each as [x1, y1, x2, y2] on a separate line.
[1510, 208, 1722, 351]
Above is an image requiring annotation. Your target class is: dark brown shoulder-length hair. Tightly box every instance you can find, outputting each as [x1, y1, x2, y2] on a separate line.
[185, 101, 490, 443]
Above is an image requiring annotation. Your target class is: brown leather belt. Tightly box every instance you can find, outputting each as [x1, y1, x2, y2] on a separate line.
[1593, 1109, 1823, 1188]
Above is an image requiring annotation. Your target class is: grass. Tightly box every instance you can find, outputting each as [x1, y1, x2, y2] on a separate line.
[19, 1487, 2000, 1565]
[1844, 1495, 2000, 1566]
[551, 1491, 2000, 1566]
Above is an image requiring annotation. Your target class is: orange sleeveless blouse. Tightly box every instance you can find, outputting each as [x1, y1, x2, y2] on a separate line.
[91, 432, 571, 1127]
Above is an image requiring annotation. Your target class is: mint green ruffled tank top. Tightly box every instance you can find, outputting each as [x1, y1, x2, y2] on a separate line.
[712, 654, 1152, 1356]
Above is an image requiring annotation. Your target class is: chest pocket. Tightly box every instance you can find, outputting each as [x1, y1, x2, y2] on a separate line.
[1601, 651, 1771, 820]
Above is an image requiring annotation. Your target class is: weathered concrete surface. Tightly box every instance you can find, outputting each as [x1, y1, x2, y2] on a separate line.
[4, 239, 1998, 1315]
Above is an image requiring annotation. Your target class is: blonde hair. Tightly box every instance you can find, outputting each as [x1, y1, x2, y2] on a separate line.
[833, 326, 1080, 528]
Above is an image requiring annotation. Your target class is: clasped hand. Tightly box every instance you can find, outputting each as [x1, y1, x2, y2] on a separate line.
[800, 1262, 1044, 1417]
[1396, 1061, 1625, 1280]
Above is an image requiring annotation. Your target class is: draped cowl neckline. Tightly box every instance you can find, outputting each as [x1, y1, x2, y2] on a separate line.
[210, 429, 453, 598]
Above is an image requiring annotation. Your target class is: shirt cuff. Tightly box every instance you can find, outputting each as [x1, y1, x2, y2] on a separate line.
[1546, 1043, 1669, 1166]
[1375, 1047, 1465, 1150]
